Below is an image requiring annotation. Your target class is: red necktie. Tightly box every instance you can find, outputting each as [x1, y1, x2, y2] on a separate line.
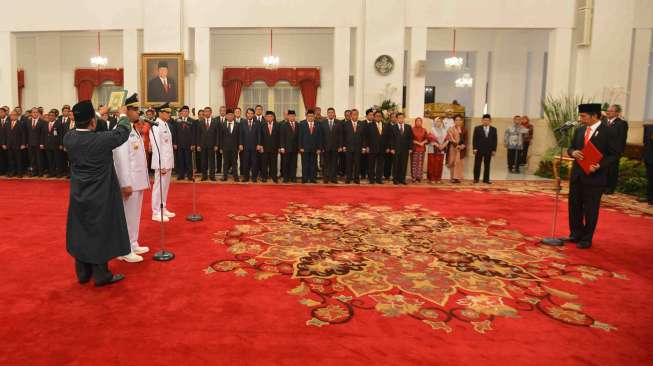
[163, 79, 169, 93]
[291, 122, 295, 132]
[309, 123, 314, 133]
[584, 127, 592, 144]
[268, 123, 272, 134]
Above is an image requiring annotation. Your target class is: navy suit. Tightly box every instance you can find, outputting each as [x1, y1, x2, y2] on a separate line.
[239, 119, 260, 181]
[566, 123, 618, 243]
[298, 120, 321, 183]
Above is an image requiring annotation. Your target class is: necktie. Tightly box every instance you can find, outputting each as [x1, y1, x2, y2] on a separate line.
[268, 123, 273, 134]
[33, 119, 36, 128]
[163, 79, 169, 93]
[353, 121, 356, 132]
[206, 119, 209, 128]
[377, 122, 382, 134]
[248, 120, 252, 129]
[49, 122, 54, 132]
[400, 124, 404, 134]
[291, 122, 295, 132]
[584, 127, 592, 144]
[228, 122, 232, 133]
[484, 127, 488, 137]
[309, 122, 314, 133]
[329, 120, 333, 131]
[11, 121, 16, 129]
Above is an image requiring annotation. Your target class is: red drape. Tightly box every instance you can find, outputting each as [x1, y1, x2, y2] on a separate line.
[223, 80, 243, 110]
[222, 67, 320, 109]
[74, 68, 124, 101]
[17, 70, 25, 108]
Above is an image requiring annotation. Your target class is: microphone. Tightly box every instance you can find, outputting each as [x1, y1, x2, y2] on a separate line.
[139, 115, 159, 126]
[554, 120, 577, 132]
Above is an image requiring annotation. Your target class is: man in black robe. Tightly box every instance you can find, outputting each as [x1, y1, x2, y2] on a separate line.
[64, 100, 133, 287]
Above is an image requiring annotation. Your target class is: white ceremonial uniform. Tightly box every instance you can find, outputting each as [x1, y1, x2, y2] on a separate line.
[150, 118, 175, 215]
[113, 124, 150, 251]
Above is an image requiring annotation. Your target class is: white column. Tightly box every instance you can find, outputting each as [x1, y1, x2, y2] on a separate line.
[354, 26, 365, 111]
[472, 51, 489, 117]
[0, 31, 17, 107]
[546, 28, 573, 97]
[193, 27, 211, 109]
[405, 27, 427, 119]
[333, 27, 351, 117]
[123, 28, 141, 96]
[627, 28, 652, 121]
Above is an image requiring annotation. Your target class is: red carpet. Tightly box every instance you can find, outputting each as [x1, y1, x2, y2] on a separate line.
[0, 179, 652, 365]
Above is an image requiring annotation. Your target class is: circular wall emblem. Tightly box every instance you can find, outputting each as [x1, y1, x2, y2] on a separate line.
[374, 55, 394, 75]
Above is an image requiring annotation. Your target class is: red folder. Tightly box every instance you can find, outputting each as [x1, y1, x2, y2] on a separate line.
[577, 141, 603, 175]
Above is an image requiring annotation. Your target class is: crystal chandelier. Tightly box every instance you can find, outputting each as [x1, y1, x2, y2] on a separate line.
[455, 73, 473, 88]
[90, 32, 108, 67]
[263, 28, 280, 69]
[444, 28, 463, 71]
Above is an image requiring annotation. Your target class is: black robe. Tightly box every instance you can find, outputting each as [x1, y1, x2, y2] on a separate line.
[63, 123, 131, 264]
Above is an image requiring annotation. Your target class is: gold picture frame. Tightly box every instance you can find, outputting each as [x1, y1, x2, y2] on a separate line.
[141, 52, 184, 107]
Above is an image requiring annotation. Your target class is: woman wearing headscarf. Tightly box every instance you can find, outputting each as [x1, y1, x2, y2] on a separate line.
[446, 114, 467, 183]
[427, 117, 448, 183]
[410, 117, 427, 183]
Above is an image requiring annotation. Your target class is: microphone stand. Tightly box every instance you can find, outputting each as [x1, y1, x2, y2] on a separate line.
[541, 127, 572, 246]
[187, 140, 203, 222]
[150, 119, 175, 261]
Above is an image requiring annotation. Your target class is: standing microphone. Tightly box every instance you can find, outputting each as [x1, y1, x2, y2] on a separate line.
[554, 120, 577, 132]
[139, 115, 159, 126]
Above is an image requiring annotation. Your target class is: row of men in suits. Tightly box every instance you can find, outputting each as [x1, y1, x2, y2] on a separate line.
[0, 105, 79, 178]
[163, 106, 416, 184]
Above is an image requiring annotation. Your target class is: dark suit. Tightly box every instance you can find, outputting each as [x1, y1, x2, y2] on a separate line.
[392, 123, 412, 184]
[215, 116, 228, 174]
[147, 76, 178, 102]
[239, 119, 261, 181]
[384, 122, 397, 179]
[259, 121, 280, 182]
[61, 117, 75, 176]
[280, 120, 300, 182]
[320, 119, 343, 183]
[567, 123, 618, 244]
[5, 119, 25, 176]
[44, 120, 64, 176]
[604, 117, 629, 193]
[95, 118, 115, 132]
[366, 121, 393, 183]
[472, 125, 498, 183]
[174, 117, 196, 179]
[642, 124, 653, 204]
[26, 118, 47, 176]
[343, 120, 366, 183]
[0, 117, 8, 175]
[196, 117, 219, 179]
[298, 120, 321, 183]
[220, 120, 240, 180]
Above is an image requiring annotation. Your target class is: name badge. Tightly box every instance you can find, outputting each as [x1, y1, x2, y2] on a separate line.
[133, 142, 140, 150]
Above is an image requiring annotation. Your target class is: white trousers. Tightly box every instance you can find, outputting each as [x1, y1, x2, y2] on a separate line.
[152, 169, 171, 214]
[123, 189, 144, 250]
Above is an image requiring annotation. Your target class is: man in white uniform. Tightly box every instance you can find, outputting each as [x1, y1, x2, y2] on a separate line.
[150, 102, 175, 222]
[113, 94, 150, 263]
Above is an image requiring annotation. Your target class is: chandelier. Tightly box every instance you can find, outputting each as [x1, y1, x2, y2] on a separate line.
[90, 32, 108, 67]
[263, 28, 280, 69]
[455, 73, 473, 88]
[444, 28, 463, 71]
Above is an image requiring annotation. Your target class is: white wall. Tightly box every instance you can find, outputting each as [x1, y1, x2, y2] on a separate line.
[16, 31, 123, 108]
[209, 28, 334, 110]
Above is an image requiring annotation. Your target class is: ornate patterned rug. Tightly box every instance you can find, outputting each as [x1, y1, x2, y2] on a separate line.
[208, 202, 625, 334]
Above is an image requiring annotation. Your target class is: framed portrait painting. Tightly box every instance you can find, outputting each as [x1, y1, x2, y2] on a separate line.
[141, 52, 184, 107]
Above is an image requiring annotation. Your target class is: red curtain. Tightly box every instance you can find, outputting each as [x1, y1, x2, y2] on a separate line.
[223, 80, 243, 110]
[74, 68, 124, 101]
[222, 67, 320, 109]
[17, 70, 25, 108]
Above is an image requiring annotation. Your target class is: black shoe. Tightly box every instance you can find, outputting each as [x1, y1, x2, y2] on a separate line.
[576, 241, 592, 249]
[483, 181, 492, 184]
[604, 190, 614, 195]
[393, 181, 399, 185]
[234, 177, 240, 182]
[209, 177, 216, 181]
[201, 176, 208, 181]
[401, 181, 407, 185]
[354, 179, 360, 184]
[310, 180, 318, 184]
[369, 180, 375, 184]
[331, 180, 338, 184]
[177, 176, 184, 180]
[95, 274, 125, 287]
[558, 236, 581, 243]
[78, 277, 91, 285]
[273, 179, 278, 183]
[473, 180, 479, 184]
[345, 180, 351, 184]
[376, 180, 383, 184]
[187, 177, 194, 181]
[221, 177, 228, 181]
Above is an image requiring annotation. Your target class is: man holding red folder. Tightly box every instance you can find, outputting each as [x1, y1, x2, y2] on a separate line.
[553, 103, 618, 249]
